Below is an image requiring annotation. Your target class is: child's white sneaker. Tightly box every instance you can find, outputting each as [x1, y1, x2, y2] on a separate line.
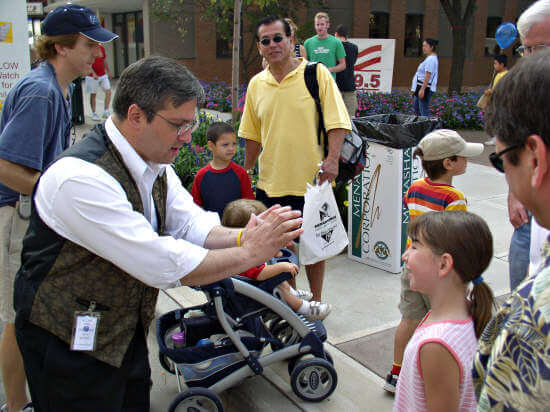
[102, 109, 110, 119]
[91, 112, 100, 121]
[303, 301, 332, 321]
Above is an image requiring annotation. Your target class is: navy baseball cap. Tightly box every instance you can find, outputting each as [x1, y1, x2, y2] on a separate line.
[41, 5, 118, 43]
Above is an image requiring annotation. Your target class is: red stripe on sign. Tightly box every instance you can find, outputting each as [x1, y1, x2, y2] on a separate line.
[357, 45, 382, 58]
[355, 56, 381, 70]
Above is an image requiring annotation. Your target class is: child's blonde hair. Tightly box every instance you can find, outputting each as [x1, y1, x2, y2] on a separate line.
[408, 211, 495, 338]
[222, 199, 267, 228]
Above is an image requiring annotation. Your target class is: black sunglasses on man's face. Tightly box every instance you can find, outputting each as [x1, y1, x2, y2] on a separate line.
[489, 144, 523, 173]
[260, 35, 284, 46]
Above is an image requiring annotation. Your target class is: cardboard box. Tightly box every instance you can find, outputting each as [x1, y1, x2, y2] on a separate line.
[348, 141, 422, 273]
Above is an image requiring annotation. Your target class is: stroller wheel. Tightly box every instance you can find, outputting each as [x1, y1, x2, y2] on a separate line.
[159, 352, 176, 375]
[168, 387, 224, 412]
[287, 351, 334, 377]
[290, 358, 338, 402]
[269, 319, 300, 351]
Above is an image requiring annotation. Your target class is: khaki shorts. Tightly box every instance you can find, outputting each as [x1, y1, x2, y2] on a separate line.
[0, 205, 29, 322]
[341, 90, 358, 118]
[398, 266, 431, 320]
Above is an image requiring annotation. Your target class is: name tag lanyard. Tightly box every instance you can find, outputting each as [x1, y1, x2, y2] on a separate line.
[71, 300, 101, 351]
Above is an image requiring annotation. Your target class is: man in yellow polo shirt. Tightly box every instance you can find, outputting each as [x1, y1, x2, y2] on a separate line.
[239, 15, 351, 306]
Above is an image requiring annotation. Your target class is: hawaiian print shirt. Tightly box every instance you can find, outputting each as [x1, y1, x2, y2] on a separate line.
[473, 236, 550, 410]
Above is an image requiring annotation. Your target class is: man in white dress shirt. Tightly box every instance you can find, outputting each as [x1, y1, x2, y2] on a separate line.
[13, 56, 303, 411]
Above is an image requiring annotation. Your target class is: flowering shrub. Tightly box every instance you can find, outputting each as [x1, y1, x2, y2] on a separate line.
[430, 90, 485, 130]
[201, 81, 247, 113]
[356, 88, 485, 130]
[201, 81, 486, 130]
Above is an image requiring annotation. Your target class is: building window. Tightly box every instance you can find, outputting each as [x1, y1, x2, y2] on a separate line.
[369, 12, 389, 38]
[485, 16, 503, 56]
[404, 14, 423, 57]
[216, 33, 232, 59]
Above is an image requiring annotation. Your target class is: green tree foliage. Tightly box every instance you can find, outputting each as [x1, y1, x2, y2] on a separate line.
[151, 0, 322, 82]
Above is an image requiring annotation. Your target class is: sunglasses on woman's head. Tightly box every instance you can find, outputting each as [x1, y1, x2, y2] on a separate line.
[260, 35, 284, 46]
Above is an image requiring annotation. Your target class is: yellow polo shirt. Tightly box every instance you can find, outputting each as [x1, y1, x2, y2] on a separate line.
[239, 59, 351, 197]
[493, 70, 508, 87]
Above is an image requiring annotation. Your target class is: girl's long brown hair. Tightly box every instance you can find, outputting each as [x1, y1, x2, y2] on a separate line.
[408, 211, 495, 337]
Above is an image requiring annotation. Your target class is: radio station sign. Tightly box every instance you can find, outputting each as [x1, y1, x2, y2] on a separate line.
[0, 0, 30, 111]
[348, 38, 395, 94]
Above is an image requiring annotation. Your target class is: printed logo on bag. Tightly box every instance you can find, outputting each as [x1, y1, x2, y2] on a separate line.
[319, 202, 329, 221]
[374, 241, 390, 260]
[315, 202, 337, 245]
[320, 228, 334, 243]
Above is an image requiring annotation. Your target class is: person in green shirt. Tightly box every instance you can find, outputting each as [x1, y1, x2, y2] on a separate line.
[304, 12, 346, 79]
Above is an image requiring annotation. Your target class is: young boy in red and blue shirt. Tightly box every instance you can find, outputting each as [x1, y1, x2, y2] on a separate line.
[191, 122, 254, 217]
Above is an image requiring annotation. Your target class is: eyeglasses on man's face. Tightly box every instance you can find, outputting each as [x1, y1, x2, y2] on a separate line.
[155, 111, 198, 135]
[259, 34, 284, 46]
[489, 144, 523, 173]
[515, 44, 550, 57]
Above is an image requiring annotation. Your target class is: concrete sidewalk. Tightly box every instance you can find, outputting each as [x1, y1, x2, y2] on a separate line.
[159, 159, 511, 412]
[74, 93, 509, 411]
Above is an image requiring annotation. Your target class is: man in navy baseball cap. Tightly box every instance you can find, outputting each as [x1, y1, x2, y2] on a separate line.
[41, 4, 118, 43]
[0, 5, 117, 412]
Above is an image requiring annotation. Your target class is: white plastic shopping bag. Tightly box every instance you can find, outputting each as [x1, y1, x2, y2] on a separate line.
[299, 181, 349, 265]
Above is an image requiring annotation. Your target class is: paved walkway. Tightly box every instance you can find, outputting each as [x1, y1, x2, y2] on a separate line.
[8, 85, 509, 411]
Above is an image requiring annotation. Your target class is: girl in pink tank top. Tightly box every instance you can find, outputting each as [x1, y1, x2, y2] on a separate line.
[394, 211, 495, 411]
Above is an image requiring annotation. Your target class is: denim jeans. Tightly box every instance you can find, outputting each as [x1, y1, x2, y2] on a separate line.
[508, 217, 531, 291]
[413, 89, 432, 116]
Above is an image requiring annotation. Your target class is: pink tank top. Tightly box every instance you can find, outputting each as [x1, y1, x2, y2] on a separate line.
[394, 314, 478, 411]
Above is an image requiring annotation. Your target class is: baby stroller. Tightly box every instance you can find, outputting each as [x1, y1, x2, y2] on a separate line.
[156, 249, 337, 411]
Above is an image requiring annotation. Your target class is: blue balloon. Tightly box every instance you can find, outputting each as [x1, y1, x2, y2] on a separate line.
[495, 22, 518, 50]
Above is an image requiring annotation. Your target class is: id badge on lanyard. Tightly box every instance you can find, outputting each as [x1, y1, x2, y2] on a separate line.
[71, 300, 101, 351]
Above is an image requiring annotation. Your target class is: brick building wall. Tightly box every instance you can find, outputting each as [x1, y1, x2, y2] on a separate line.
[170, 0, 529, 90]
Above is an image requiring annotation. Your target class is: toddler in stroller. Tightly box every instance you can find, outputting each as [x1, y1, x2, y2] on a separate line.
[156, 204, 337, 411]
[222, 199, 332, 321]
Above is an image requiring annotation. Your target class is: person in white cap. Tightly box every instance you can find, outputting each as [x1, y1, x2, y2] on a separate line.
[384, 129, 483, 393]
[0, 5, 117, 411]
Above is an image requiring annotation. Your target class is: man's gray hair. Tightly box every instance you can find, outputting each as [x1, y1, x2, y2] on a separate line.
[517, 0, 550, 39]
[113, 55, 204, 122]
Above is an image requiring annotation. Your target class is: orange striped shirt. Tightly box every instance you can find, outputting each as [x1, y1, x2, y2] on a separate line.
[405, 178, 467, 248]
[405, 177, 467, 219]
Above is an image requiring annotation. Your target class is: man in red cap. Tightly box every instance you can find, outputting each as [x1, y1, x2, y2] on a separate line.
[0, 5, 117, 411]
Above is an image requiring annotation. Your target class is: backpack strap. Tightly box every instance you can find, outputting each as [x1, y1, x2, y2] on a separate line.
[304, 62, 329, 158]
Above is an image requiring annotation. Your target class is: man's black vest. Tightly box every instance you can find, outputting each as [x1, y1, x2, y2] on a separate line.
[14, 124, 167, 367]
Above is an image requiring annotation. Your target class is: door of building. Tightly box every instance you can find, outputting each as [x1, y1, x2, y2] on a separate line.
[112, 11, 144, 77]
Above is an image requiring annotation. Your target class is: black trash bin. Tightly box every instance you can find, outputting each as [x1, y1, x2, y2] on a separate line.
[353, 114, 441, 149]
[347, 114, 440, 273]
[71, 77, 85, 126]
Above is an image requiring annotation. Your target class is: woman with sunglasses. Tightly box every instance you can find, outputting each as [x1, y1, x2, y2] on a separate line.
[411, 38, 439, 117]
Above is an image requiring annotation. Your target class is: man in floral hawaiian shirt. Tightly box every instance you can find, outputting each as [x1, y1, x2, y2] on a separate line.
[473, 17, 550, 411]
